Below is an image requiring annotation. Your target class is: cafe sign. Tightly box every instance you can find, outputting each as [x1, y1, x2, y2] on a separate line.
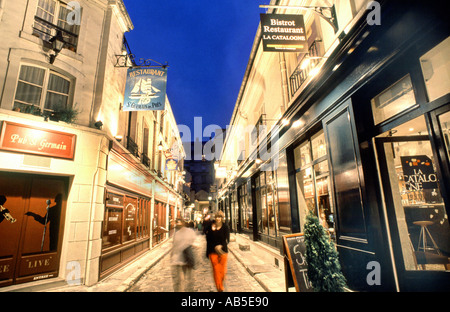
[260, 13, 308, 52]
[0, 121, 76, 160]
[400, 155, 438, 191]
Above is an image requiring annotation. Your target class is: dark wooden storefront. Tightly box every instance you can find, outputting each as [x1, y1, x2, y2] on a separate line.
[0, 172, 68, 287]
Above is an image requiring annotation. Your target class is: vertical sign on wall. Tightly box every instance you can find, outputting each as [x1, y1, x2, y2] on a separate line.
[123, 67, 167, 111]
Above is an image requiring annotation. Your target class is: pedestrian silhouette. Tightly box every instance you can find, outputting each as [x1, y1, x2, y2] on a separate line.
[0, 195, 17, 224]
[170, 218, 197, 292]
[25, 193, 62, 251]
[205, 210, 230, 292]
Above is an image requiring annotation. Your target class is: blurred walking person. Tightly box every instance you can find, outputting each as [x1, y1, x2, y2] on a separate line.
[205, 211, 230, 292]
[170, 219, 196, 292]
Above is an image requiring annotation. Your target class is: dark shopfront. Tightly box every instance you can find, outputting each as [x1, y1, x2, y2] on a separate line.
[231, 1, 450, 291]
[101, 146, 170, 279]
[284, 2, 450, 291]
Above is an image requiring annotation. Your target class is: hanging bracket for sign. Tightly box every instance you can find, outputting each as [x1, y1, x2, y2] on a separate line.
[114, 53, 169, 69]
[259, 4, 338, 33]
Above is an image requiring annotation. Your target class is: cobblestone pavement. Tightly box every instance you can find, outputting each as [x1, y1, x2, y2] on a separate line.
[128, 232, 266, 292]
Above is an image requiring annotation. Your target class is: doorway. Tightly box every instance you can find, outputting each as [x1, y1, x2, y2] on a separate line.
[0, 172, 68, 287]
[375, 114, 450, 290]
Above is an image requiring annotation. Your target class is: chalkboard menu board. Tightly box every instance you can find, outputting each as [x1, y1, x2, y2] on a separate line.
[283, 233, 313, 292]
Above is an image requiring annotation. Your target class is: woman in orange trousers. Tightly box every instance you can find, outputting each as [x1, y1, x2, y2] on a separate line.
[205, 211, 230, 292]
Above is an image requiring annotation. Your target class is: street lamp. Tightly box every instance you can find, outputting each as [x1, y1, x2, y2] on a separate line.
[49, 30, 65, 64]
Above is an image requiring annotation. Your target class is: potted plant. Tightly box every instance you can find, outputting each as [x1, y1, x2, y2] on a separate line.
[49, 103, 80, 123]
[304, 210, 347, 292]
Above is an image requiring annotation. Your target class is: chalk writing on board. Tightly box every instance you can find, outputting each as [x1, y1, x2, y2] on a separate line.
[283, 234, 313, 292]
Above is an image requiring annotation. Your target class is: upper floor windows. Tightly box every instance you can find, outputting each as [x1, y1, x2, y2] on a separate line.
[14, 64, 72, 117]
[32, 0, 81, 52]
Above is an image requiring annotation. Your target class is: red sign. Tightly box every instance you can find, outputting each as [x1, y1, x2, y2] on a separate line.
[0, 121, 76, 160]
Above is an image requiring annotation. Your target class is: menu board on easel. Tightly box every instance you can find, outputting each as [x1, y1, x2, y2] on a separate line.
[283, 233, 313, 292]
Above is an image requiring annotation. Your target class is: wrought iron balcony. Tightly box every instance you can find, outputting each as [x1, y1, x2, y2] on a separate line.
[126, 136, 140, 158]
[289, 41, 321, 97]
[33, 16, 79, 52]
[141, 152, 151, 168]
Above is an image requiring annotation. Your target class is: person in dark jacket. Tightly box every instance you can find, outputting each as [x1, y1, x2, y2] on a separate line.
[204, 210, 230, 292]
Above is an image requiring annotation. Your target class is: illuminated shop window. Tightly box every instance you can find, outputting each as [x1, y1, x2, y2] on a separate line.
[420, 36, 450, 102]
[294, 129, 335, 237]
[371, 74, 416, 125]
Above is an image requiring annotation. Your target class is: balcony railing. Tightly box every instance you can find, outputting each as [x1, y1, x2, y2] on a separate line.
[126, 136, 140, 158]
[289, 41, 321, 97]
[141, 152, 151, 168]
[32, 16, 79, 52]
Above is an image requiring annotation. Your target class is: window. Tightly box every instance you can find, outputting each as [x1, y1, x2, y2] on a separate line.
[377, 116, 450, 271]
[420, 36, 450, 102]
[33, 0, 81, 51]
[371, 74, 416, 125]
[14, 64, 71, 116]
[294, 129, 335, 237]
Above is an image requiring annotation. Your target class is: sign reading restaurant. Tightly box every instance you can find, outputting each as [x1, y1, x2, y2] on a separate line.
[260, 14, 308, 52]
[123, 67, 167, 111]
[0, 121, 76, 160]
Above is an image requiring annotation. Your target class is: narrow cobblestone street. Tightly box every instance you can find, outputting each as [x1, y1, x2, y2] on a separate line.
[128, 231, 265, 292]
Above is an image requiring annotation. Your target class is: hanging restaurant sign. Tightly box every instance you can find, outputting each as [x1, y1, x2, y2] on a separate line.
[0, 121, 76, 160]
[260, 13, 308, 52]
[123, 67, 167, 111]
[165, 158, 178, 171]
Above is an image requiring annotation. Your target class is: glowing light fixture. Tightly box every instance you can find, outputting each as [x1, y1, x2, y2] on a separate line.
[293, 120, 303, 128]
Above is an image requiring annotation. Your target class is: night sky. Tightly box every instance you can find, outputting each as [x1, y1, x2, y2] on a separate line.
[123, 1, 271, 141]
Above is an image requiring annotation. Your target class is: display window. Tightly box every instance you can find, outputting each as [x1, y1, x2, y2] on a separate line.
[255, 167, 281, 239]
[239, 183, 251, 230]
[420, 36, 450, 102]
[371, 74, 416, 125]
[376, 115, 450, 271]
[102, 190, 150, 250]
[294, 129, 335, 236]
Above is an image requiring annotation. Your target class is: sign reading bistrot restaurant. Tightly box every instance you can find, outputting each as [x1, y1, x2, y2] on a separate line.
[260, 14, 308, 52]
[123, 67, 167, 111]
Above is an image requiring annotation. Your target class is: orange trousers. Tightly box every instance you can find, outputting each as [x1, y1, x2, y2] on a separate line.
[209, 253, 228, 292]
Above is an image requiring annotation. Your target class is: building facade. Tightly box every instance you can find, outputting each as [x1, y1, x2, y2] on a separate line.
[0, 0, 184, 289]
[217, 0, 449, 291]
[183, 140, 215, 219]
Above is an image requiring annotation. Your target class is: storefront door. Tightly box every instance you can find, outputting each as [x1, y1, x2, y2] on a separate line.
[375, 112, 450, 291]
[0, 172, 67, 287]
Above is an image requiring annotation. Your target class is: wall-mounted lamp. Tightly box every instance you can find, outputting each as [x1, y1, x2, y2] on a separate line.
[49, 30, 65, 64]
[114, 135, 123, 142]
[255, 158, 262, 164]
[158, 141, 163, 151]
[94, 120, 103, 130]
[292, 120, 303, 128]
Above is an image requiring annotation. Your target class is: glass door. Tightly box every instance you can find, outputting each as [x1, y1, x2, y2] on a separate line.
[375, 115, 450, 290]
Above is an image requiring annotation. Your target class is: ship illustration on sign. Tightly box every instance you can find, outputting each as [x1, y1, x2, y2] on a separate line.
[129, 78, 161, 104]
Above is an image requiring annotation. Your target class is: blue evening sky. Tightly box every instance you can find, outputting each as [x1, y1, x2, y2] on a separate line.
[123, 1, 271, 140]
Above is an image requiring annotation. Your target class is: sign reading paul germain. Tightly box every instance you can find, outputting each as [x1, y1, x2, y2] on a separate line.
[123, 67, 167, 111]
[0, 121, 76, 160]
[260, 13, 308, 52]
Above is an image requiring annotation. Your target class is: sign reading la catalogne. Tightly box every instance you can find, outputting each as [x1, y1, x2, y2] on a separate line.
[260, 13, 308, 52]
